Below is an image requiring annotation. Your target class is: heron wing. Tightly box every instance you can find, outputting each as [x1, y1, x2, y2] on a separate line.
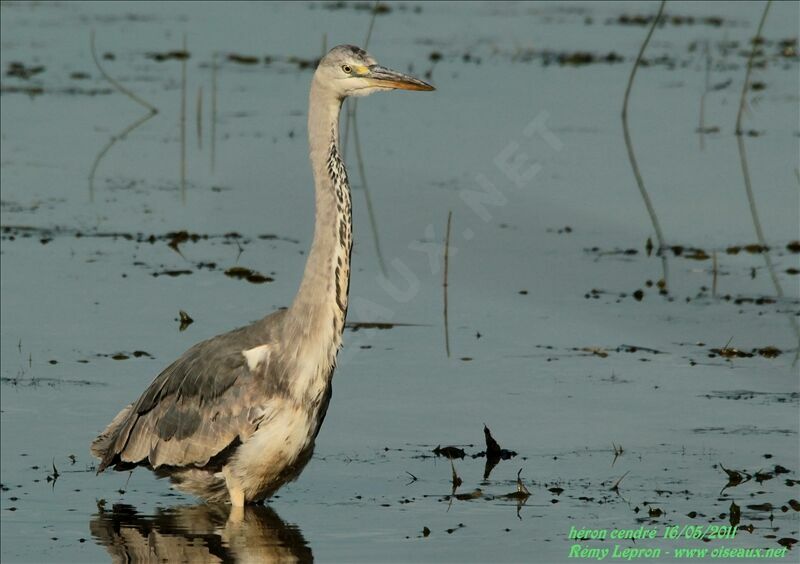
[95, 312, 287, 472]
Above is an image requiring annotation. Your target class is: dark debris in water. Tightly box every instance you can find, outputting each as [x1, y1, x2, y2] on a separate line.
[1, 375, 105, 387]
[586, 279, 794, 310]
[702, 390, 799, 405]
[345, 321, 423, 332]
[224, 267, 273, 284]
[756, 346, 782, 358]
[433, 446, 466, 459]
[429, 28, 796, 72]
[567, 51, 621, 66]
[482, 425, 516, 460]
[612, 13, 729, 28]
[0, 84, 44, 96]
[474, 425, 518, 479]
[542, 50, 624, 67]
[177, 310, 194, 331]
[317, 1, 397, 14]
[6, 61, 45, 80]
[0, 225, 298, 246]
[97, 351, 153, 361]
[259, 54, 321, 71]
[727, 296, 778, 306]
[502, 469, 531, 500]
[533, 343, 665, 362]
[227, 53, 261, 65]
[725, 244, 770, 254]
[152, 269, 192, 278]
[346, 321, 395, 331]
[696, 126, 720, 134]
[709, 345, 783, 360]
[145, 50, 190, 62]
[588, 242, 790, 262]
[0, 84, 113, 96]
[586, 246, 639, 258]
[696, 427, 795, 436]
[450, 459, 462, 490]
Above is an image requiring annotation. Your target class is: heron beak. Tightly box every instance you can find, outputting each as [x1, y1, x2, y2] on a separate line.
[365, 65, 435, 91]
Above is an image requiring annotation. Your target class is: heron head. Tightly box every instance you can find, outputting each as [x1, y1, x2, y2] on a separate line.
[315, 44, 434, 98]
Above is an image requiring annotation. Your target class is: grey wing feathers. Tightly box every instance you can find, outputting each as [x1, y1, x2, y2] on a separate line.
[92, 311, 286, 472]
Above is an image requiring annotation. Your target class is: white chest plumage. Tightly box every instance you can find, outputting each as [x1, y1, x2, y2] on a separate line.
[225, 396, 317, 500]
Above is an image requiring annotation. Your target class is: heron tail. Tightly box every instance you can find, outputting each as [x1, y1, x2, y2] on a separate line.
[90, 403, 134, 473]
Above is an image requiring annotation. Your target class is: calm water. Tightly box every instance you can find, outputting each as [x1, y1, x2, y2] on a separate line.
[1, 1, 798, 562]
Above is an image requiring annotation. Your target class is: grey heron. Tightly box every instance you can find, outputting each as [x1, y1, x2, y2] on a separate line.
[91, 45, 434, 506]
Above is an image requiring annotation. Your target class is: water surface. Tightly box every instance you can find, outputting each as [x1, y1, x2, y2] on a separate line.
[1, 1, 798, 562]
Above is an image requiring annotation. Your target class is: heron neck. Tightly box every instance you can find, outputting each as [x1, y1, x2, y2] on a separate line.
[288, 84, 352, 361]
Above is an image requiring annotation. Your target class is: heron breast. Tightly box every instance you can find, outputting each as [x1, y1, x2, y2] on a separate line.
[231, 398, 318, 498]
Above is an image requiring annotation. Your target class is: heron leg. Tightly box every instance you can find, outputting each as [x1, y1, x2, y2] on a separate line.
[228, 504, 245, 524]
[223, 467, 245, 508]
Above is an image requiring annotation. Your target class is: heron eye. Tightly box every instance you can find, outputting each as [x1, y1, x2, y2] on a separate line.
[342, 65, 352, 74]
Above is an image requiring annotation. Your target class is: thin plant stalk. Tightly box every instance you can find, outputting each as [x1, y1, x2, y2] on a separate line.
[346, 0, 387, 276]
[734, 1, 799, 362]
[621, 0, 669, 290]
[363, 0, 379, 48]
[342, 1, 379, 160]
[712, 251, 718, 299]
[89, 112, 157, 202]
[352, 110, 387, 276]
[735, 1, 771, 253]
[90, 31, 157, 113]
[211, 53, 218, 174]
[735, 2, 771, 134]
[699, 40, 711, 151]
[180, 33, 187, 202]
[89, 31, 158, 201]
[196, 85, 203, 150]
[443, 211, 452, 358]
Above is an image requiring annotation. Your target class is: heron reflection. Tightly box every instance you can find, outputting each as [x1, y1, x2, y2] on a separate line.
[90, 502, 312, 563]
